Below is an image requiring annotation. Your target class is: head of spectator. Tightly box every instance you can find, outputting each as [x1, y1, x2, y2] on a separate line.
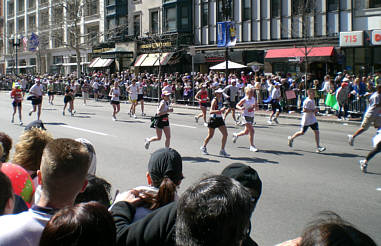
[39, 138, 90, 209]
[0, 171, 14, 215]
[39, 201, 116, 246]
[0, 132, 12, 163]
[221, 163, 262, 207]
[75, 138, 97, 175]
[12, 127, 53, 177]
[299, 211, 376, 246]
[175, 175, 254, 246]
[143, 148, 183, 209]
[75, 175, 111, 208]
[376, 84, 381, 93]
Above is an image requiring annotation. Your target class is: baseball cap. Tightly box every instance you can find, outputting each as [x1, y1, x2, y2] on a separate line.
[221, 163, 262, 200]
[215, 88, 224, 93]
[24, 120, 47, 131]
[148, 148, 183, 186]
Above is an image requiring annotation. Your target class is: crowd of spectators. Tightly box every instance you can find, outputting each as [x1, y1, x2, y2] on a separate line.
[0, 121, 378, 246]
[1, 70, 380, 117]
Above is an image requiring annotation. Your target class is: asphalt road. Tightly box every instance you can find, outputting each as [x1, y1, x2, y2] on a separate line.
[1, 92, 380, 245]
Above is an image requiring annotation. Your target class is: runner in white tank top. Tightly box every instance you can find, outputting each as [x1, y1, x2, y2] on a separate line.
[109, 81, 121, 121]
[232, 87, 258, 152]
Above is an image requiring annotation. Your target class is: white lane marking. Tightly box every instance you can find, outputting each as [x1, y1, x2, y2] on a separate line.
[61, 125, 109, 136]
[171, 123, 197, 129]
[376, 188, 381, 191]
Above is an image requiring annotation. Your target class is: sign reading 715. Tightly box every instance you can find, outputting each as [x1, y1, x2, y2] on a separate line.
[340, 31, 363, 47]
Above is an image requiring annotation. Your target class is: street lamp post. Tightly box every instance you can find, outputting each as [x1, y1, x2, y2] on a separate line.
[10, 34, 21, 75]
[224, 0, 232, 82]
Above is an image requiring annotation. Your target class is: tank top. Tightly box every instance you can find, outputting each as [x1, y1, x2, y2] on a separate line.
[200, 90, 208, 103]
[157, 100, 169, 115]
[111, 88, 120, 101]
[212, 98, 224, 118]
[242, 96, 255, 117]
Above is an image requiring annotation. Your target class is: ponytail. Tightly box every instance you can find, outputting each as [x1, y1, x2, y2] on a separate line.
[150, 177, 177, 210]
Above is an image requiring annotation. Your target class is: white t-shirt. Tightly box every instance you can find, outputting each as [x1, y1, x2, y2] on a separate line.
[137, 82, 143, 95]
[242, 96, 255, 117]
[271, 87, 281, 100]
[111, 87, 120, 101]
[129, 84, 138, 99]
[301, 97, 317, 126]
[366, 92, 381, 117]
[29, 84, 44, 97]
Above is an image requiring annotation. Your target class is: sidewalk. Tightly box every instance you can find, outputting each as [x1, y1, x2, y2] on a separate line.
[146, 102, 362, 126]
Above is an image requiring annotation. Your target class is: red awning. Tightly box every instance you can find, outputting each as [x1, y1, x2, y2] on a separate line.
[265, 46, 334, 59]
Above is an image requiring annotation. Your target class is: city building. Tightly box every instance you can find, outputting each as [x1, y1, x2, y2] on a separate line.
[2, 0, 105, 75]
[192, 0, 381, 77]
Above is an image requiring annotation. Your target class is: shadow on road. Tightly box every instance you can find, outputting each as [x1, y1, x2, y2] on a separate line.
[76, 112, 96, 115]
[44, 122, 67, 126]
[317, 152, 362, 158]
[72, 115, 91, 119]
[259, 149, 303, 156]
[116, 120, 146, 124]
[228, 156, 279, 164]
[182, 156, 220, 163]
[365, 171, 381, 176]
[173, 112, 195, 116]
[85, 105, 104, 108]
[42, 108, 57, 111]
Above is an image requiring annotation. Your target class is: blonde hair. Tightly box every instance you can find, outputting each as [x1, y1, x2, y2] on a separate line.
[13, 128, 53, 172]
[245, 87, 253, 96]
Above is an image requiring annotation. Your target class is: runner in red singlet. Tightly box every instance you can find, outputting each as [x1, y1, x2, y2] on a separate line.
[194, 84, 209, 127]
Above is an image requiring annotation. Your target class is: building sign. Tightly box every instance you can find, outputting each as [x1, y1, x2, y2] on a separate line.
[217, 21, 236, 47]
[339, 31, 363, 47]
[205, 55, 225, 63]
[93, 48, 113, 54]
[371, 30, 381, 45]
[139, 42, 172, 50]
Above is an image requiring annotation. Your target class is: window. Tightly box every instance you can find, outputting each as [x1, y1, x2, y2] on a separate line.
[271, 0, 281, 17]
[327, 0, 339, 11]
[30, 58, 36, 65]
[369, 0, 381, 8]
[292, 0, 312, 15]
[107, 0, 116, 5]
[29, 15, 36, 30]
[243, 0, 251, 21]
[164, 6, 176, 32]
[180, 6, 189, 29]
[53, 7, 63, 22]
[87, 26, 98, 45]
[134, 15, 141, 36]
[18, 0, 24, 12]
[217, 0, 223, 22]
[150, 11, 159, 34]
[8, 2, 15, 16]
[107, 18, 116, 30]
[29, 0, 35, 8]
[18, 18, 25, 33]
[86, 0, 99, 16]
[40, 11, 49, 27]
[201, 1, 208, 27]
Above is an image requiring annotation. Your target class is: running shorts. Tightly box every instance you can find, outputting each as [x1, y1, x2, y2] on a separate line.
[137, 94, 144, 101]
[12, 101, 22, 107]
[302, 122, 319, 133]
[47, 91, 55, 96]
[242, 116, 254, 124]
[64, 96, 73, 104]
[111, 100, 120, 105]
[208, 117, 225, 129]
[32, 97, 42, 105]
[156, 116, 169, 129]
[200, 102, 208, 108]
[361, 114, 377, 130]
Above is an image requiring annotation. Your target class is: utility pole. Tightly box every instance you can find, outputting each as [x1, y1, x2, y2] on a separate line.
[224, 0, 232, 81]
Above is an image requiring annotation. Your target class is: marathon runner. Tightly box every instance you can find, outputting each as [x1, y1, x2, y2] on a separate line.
[194, 83, 209, 127]
[47, 80, 55, 105]
[268, 82, 282, 125]
[10, 83, 23, 125]
[28, 78, 44, 121]
[200, 88, 230, 157]
[127, 79, 138, 118]
[359, 117, 381, 173]
[63, 84, 75, 116]
[109, 81, 121, 121]
[137, 78, 146, 116]
[223, 79, 240, 124]
[145, 91, 173, 149]
[232, 87, 258, 152]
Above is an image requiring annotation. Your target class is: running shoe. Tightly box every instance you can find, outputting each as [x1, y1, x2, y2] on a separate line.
[144, 138, 150, 150]
[142, 113, 146, 116]
[288, 136, 293, 147]
[11, 116, 14, 123]
[348, 135, 354, 146]
[28, 111, 32, 116]
[200, 146, 208, 155]
[359, 160, 368, 173]
[232, 133, 238, 143]
[235, 120, 240, 125]
[194, 116, 199, 123]
[273, 118, 279, 124]
[71, 112, 74, 117]
[203, 122, 208, 127]
[237, 114, 241, 120]
[112, 116, 116, 121]
[267, 120, 273, 125]
[316, 146, 326, 153]
[133, 114, 137, 119]
[219, 149, 230, 157]
[19, 121, 23, 126]
[249, 146, 258, 152]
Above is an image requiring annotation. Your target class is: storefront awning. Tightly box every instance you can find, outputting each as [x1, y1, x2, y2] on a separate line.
[153, 52, 175, 66]
[134, 54, 147, 67]
[89, 58, 114, 68]
[140, 53, 160, 67]
[265, 46, 335, 59]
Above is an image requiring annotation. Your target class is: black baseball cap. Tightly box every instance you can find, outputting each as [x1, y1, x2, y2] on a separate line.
[148, 148, 183, 186]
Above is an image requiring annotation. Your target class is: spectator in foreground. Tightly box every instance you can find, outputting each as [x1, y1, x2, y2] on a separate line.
[277, 211, 376, 246]
[0, 138, 90, 246]
[111, 175, 255, 246]
[75, 175, 112, 208]
[112, 148, 183, 222]
[39, 201, 116, 246]
[0, 171, 14, 215]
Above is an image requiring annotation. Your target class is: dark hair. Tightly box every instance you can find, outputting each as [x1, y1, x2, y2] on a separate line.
[39, 201, 116, 246]
[75, 175, 112, 208]
[0, 171, 13, 215]
[0, 132, 12, 163]
[175, 175, 254, 246]
[300, 211, 377, 246]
